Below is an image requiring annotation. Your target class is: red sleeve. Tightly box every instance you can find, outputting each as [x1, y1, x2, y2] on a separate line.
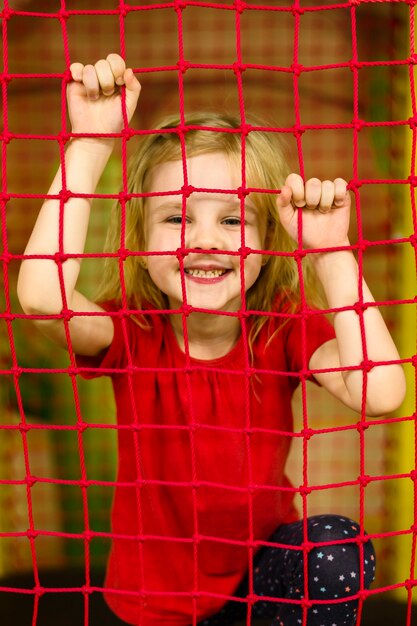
[75, 310, 130, 379]
[285, 309, 335, 380]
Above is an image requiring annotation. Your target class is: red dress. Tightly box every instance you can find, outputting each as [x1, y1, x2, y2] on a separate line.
[77, 304, 335, 625]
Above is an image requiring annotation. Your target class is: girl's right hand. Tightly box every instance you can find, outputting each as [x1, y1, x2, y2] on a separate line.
[68, 53, 141, 141]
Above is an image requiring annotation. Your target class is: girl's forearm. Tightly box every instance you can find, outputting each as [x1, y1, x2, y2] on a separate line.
[17, 139, 113, 316]
[312, 250, 405, 415]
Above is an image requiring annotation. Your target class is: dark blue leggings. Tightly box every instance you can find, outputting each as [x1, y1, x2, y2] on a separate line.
[198, 514, 376, 626]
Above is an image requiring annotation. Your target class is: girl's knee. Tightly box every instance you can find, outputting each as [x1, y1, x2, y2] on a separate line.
[307, 514, 376, 595]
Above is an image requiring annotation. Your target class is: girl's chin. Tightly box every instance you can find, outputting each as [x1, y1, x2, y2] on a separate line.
[179, 298, 242, 312]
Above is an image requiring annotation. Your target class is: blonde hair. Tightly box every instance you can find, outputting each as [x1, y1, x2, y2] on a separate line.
[96, 111, 322, 338]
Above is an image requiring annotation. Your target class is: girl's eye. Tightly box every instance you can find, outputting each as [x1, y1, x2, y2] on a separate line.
[222, 217, 242, 226]
[166, 216, 188, 225]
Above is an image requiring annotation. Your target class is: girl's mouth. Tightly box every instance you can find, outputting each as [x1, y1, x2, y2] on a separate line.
[185, 268, 227, 278]
[183, 268, 231, 283]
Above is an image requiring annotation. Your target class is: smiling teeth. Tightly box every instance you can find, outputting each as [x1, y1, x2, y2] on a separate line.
[185, 269, 227, 278]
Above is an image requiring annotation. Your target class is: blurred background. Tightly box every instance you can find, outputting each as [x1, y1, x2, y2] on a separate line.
[0, 0, 416, 623]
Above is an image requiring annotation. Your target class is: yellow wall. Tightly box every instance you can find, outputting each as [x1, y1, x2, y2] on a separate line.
[391, 8, 417, 594]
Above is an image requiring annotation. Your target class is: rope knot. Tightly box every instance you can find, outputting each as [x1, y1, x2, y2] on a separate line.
[348, 178, 362, 190]
[302, 427, 315, 441]
[291, 63, 304, 77]
[299, 485, 312, 496]
[2, 311, 14, 322]
[175, 0, 187, 10]
[1, 251, 12, 265]
[26, 476, 37, 489]
[358, 474, 371, 487]
[356, 420, 369, 433]
[54, 251, 68, 264]
[33, 585, 45, 597]
[182, 184, 193, 198]
[408, 115, 417, 129]
[239, 246, 251, 259]
[293, 248, 306, 261]
[81, 585, 93, 596]
[118, 191, 131, 204]
[59, 188, 72, 203]
[352, 118, 364, 132]
[349, 59, 362, 72]
[239, 123, 251, 136]
[57, 131, 70, 146]
[76, 422, 88, 434]
[292, 123, 305, 138]
[176, 248, 187, 263]
[1, 72, 12, 85]
[361, 359, 374, 373]
[302, 540, 315, 553]
[177, 59, 190, 74]
[182, 303, 193, 317]
[121, 127, 135, 141]
[12, 365, 23, 378]
[119, 4, 131, 17]
[2, 130, 12, 144]
[58, 9, 70, 21]
[117, 247, 128, 261]
[237, 186, 249, 198]
[1, 7, 14, 20]
[408, 175, 417, 188]
[291, 5, 305, 16]
[233, 0, 246, 13]
[352, 300, 367, 315]
[232, 62, 246, 75]
[301, 598, 314, 609]
[61, 308, 74, 322]
[358, 239, 370, 252]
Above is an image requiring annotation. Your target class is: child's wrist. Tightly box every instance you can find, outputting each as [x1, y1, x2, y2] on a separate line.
[310, 243, 352, 269]
[311, 248, 362, 307]
[67, 136, 115, 157]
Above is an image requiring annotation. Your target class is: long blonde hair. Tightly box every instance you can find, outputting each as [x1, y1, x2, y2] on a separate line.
[96, 112, 322, 337]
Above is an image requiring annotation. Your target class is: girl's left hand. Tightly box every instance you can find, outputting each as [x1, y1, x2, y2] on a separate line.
[276, 173, 351, 250]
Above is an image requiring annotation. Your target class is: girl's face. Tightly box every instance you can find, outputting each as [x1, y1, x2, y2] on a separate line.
[144, 152, 267, 312]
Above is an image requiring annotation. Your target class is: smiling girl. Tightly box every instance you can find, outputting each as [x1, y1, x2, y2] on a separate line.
[17, 54, 405, 626]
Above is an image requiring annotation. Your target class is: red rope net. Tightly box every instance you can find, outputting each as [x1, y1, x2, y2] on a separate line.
[0, 1, 416, 625]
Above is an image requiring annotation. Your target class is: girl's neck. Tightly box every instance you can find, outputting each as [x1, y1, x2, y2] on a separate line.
[169, 312, 241, 360]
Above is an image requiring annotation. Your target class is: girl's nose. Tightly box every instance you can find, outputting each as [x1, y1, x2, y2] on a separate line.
[186, 223, 223, 250]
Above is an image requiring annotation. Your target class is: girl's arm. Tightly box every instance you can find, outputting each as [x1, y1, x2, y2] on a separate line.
[277, 174, 406, 417]
[17, 54, 141, 356]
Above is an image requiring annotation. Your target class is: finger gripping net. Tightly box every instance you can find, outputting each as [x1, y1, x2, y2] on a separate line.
[0, 2, 416, 626]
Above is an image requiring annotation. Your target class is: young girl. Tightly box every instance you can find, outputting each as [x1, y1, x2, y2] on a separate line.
[17, 54, 405, 626]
